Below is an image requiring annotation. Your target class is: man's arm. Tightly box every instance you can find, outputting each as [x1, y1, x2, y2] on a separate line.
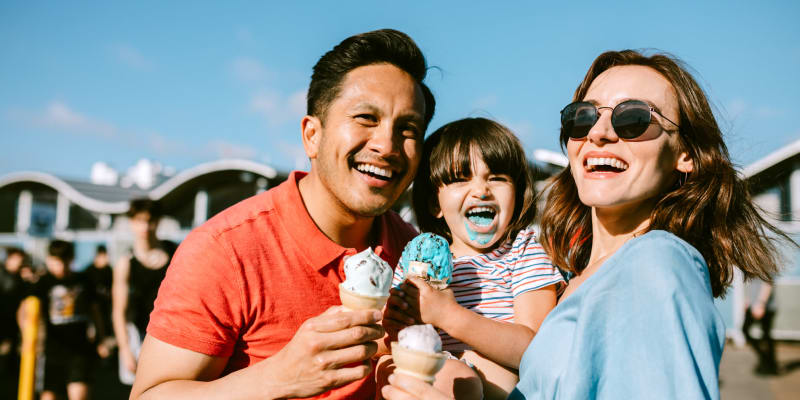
[131, 306, 385, 400]
[111, 255, 136, 373]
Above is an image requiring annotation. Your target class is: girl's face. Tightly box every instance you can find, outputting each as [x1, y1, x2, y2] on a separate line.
[435, 151, 516, 257]
[566, 65, 693, 216]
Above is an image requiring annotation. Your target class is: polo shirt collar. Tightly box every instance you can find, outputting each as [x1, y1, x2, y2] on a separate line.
[275, 171, 397, 271]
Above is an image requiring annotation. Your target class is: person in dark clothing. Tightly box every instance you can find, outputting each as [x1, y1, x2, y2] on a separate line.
[111, 199, 175, 385]
[743, 280, 779, 375]
[83, 244, 114, 358]
[0, 247, 28, 399]
[34, 240, 99, 400]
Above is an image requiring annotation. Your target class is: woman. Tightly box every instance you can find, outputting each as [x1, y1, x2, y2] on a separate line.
[510, 50, 793, 399]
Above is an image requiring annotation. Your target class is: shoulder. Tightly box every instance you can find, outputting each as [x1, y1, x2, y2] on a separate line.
[613, 230, 712, 297]
[197, 189, 277, 237]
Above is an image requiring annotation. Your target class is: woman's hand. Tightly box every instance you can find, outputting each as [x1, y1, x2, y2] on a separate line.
[403, 276, 458, 328]
[381, 373, 453, 400]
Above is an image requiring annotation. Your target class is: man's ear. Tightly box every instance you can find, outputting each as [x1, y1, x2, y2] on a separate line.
[676, 151, 694, 173]
[301, 115, 322, 159]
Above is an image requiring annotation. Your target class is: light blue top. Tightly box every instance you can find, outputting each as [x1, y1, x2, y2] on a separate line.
[510, 230, 725, 400]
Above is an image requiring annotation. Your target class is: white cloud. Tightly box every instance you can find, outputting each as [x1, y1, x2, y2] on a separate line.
[8, 101, 118, 137]
[207, 140, 258, 159]
[231, 57, 270, 82]
[112, 44, 154, 70]
[250, 89, 307, 126]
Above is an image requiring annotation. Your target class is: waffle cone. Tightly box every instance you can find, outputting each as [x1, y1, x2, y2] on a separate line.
[390, 342, 446, 383]
[338, 284, 388, 310]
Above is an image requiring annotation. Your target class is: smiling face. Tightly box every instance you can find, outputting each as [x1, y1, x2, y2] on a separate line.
[435, 150, 516, 257]
[303, 63, 426, 217]
[566, 65, 693, 216]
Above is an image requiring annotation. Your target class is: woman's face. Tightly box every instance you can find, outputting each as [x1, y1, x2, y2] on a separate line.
[566, 65, 693, 215]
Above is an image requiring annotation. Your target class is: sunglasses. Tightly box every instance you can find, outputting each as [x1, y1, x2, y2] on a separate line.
[560, 99, 680, 140]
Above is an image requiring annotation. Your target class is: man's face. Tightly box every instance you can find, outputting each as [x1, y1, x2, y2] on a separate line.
[306, 63, 426, 217]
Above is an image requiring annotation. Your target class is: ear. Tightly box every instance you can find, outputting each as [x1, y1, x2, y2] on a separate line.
[301, 115, 322, 159]
[675, 151, 694, 173]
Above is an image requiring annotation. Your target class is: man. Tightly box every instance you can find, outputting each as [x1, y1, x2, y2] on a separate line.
[131, 29, 435, 399]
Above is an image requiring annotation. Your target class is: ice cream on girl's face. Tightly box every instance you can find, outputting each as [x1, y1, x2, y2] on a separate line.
[341, 247, 393, 297]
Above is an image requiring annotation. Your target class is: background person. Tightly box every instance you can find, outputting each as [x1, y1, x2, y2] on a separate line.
[0, 247, 27, 399]
[510, 50, 795, 399]
[33, 240, 100, 400]
[743, 280, 779, 375]
[130, 29, 436, 400]
[112, 199, 176, 385]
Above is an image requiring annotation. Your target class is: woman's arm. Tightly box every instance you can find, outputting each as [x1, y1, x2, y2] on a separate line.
[112, 255, 135, 373]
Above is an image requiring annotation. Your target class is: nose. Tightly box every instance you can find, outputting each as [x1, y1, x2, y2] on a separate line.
[470, 178, 492, 200]
[585, 107, 619, 144]
[366, 122, 401, 158]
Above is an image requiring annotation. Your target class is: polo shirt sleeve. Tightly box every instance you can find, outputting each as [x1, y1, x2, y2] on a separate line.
[147, 229, 244, 358]
[510, 228, 563, 298]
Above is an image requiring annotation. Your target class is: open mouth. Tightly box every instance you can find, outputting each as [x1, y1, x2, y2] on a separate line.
[584, 157, 628, 173]
[465, 206, 497, 227]
[355, 163, 394, 181]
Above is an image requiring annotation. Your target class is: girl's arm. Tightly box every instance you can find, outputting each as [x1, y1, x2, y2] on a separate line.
[404, 277, 556, 369]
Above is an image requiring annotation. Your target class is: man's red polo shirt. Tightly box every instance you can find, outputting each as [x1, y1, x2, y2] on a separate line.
[148, 171, 418, 398]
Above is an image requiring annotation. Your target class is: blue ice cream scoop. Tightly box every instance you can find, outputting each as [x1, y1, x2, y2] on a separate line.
[399, 233, 453, 289]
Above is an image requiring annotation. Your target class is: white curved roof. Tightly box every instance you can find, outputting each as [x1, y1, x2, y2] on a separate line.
[0, 159, 281, 214]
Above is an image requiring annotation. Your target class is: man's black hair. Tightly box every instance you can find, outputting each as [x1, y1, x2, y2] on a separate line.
[307, 29, 436, 127]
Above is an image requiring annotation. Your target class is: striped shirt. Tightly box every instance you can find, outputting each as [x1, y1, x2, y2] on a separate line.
[392, 227, 563, 352]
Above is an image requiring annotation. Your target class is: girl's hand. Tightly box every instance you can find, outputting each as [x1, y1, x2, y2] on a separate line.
[404, 276, 458, 328]
[383, 286, 418, 340]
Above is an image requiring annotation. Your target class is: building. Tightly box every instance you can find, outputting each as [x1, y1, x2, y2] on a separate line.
[0, 159, 286, 268]
[726, 138, 800, 342]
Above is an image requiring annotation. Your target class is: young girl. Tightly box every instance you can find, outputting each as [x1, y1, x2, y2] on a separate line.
[382, 117, 564, 400]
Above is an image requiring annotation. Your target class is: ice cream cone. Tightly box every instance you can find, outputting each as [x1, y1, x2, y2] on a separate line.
[391, 341, 446, 383]
[338, 284, 388, 310]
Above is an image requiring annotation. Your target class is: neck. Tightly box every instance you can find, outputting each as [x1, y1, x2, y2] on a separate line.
[589, 200, 655, 265]
[134, 235, 158, 251]
[298, 171, 376, 251]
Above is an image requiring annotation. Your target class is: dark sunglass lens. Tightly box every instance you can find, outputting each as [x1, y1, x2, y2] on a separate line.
[562, 103, 596, 138]
[612, 101, 651, 139]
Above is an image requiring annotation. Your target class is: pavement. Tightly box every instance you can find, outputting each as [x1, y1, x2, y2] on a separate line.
[720, 341, 800, 400]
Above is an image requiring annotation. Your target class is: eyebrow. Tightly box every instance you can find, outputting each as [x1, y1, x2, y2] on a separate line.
[583, 97, 663, 113]
[351, 102, 424, 125]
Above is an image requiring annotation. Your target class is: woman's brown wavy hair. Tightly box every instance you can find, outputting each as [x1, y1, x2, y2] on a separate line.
[540, 50, 793, 298]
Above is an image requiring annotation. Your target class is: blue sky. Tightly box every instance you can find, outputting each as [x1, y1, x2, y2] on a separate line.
[1, 1, 798, 180]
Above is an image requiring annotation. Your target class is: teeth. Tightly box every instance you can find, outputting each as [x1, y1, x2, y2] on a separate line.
[586, 157, 628, 171]
[356, 164, 393, 178]
[467, 206, 495, 215]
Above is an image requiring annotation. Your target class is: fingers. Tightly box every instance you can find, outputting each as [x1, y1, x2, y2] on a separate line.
[382, 373, 451, 400]
[323, 361, 373, 390]
[313, 342, 378, 370]
[321, 324, 384, 350]
[309, 308, 383, 333]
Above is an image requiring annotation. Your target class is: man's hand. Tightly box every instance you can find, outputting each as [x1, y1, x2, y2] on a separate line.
[259, 305, 385, 398]
[403, 277, 458, 328]
[121, 347, 137, 373]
